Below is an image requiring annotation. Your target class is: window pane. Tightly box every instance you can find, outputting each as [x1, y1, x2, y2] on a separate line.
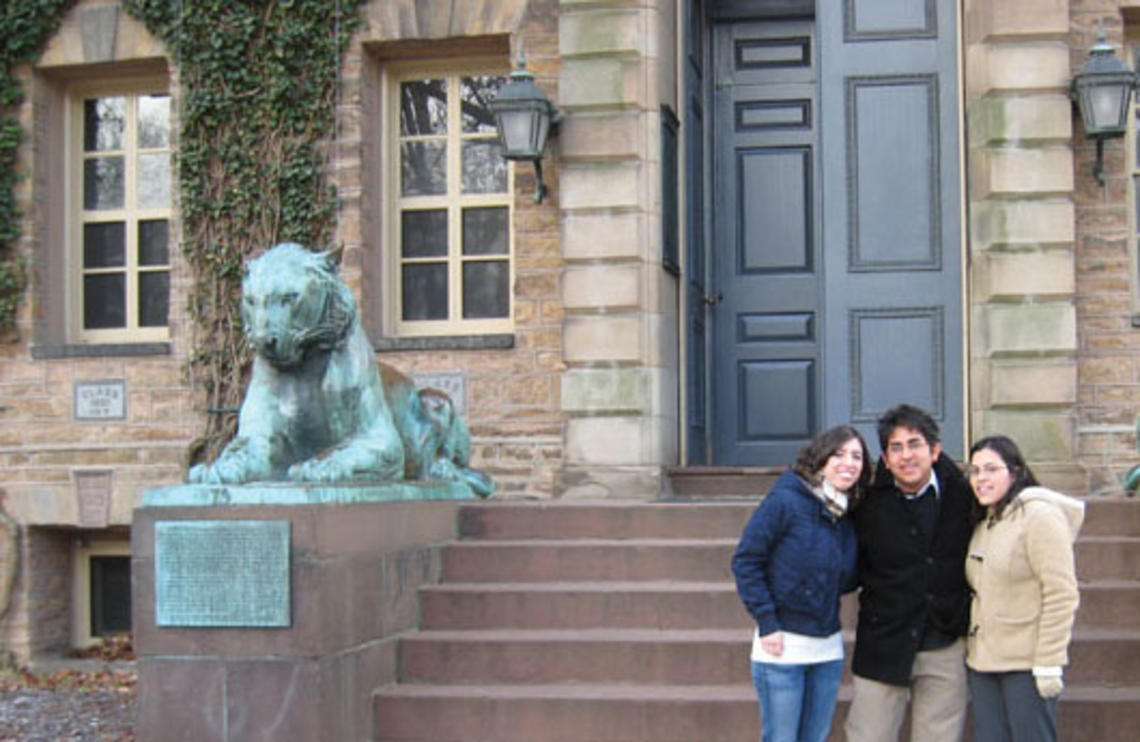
[137, 152, 171, 207]
[461, 76, 502, 133]
[461, 139, 507, 194]
[462, 260, 509, 319]
[138, 94, 170, 148]
[84, 222, 126, 268]
[84, 156, 125, 210]
[139, 271, 169, 327]
[90, 556, 132, 637]
[400, 79, 447, 136]
[402, 263, 448, 321]
[84, 97, 125, 152]
[462, 207, 509, 255]
[401, 141, 447, 196]
[84, 273, 126, 329]
[139, 220, 169, 266]
[401, 209, 448, 258]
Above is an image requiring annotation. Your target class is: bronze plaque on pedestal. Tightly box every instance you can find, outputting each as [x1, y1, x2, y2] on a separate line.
[155, 520, 291, 627]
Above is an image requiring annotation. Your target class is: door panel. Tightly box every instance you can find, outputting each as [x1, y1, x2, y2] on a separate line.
[819, 0, 963, 457]
[711, 19, 820, 466]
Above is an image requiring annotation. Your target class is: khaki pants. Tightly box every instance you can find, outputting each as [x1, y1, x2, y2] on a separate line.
[844, 639, 967, 742]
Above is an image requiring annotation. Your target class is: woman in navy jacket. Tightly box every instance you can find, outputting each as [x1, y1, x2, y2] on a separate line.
[732, 425, 869, 742]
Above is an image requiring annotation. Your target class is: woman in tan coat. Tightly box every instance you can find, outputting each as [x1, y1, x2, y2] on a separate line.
[964, 435, 1084, 742]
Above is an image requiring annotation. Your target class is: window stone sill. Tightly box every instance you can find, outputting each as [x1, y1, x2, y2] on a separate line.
[373, 334, 515, 352]
[31, 342, 173, 359]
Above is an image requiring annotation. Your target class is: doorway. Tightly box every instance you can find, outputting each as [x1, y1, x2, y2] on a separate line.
[687, 0, 964, 465]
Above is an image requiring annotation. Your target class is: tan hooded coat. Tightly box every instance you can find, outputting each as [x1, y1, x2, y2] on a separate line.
[965, 486, 1085, 672]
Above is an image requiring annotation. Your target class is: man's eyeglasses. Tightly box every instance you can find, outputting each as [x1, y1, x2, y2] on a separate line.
[965, 464, 1008, 479]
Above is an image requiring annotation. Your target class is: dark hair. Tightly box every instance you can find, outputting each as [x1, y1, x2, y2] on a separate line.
[968, 435, 1040, 520]
[792, 425, 872, 507]
[876, 403, 940, 451]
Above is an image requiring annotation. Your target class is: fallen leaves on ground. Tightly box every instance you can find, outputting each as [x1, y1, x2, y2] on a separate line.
[0, 666, 136, 694]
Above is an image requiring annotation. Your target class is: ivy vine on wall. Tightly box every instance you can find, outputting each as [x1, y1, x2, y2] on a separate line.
[1, 0, 366, 463]
[0, 0, 77, 337]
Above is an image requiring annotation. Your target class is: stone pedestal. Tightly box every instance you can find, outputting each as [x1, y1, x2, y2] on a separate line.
[132, 483, 470, 742]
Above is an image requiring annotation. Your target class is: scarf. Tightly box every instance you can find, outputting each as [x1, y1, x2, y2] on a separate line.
[814, 480, 849, 519]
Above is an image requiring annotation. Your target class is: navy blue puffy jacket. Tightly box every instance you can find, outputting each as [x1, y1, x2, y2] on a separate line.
[731, 470, 858, 638]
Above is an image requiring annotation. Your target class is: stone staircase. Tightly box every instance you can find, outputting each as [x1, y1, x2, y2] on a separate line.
[371, 495, 1140, 742]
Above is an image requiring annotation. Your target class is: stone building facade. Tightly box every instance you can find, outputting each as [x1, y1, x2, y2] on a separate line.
[0, 0, 1137, 662]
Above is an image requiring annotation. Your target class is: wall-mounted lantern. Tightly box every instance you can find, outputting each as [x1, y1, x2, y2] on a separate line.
[489, 50, 560, 203]
[1070, 23, 1138, 185]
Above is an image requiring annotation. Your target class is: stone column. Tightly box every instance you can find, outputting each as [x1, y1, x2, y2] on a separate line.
[556, 0, 679, 498]
[964, 0, 1084, 490]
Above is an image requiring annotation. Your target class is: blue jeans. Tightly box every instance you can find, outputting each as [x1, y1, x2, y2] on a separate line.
[751, 659, 844, 742]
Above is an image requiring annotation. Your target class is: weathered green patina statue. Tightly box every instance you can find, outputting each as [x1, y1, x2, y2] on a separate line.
[187, 242, 493, 497]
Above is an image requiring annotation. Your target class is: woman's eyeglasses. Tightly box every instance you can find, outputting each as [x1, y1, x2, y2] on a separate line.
[965, 464, 1008, 479]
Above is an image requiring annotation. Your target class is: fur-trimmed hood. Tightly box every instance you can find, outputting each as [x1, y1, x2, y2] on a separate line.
[1015, 486, 1085, 543]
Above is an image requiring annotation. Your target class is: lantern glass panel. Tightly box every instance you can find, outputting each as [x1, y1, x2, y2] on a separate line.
[1089, 83, 1130, 131]
[497, 109, 540, 158]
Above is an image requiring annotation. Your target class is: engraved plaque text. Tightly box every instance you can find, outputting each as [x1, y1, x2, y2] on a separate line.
[74, 380, 126, 420]
[155, 520, 291, 627]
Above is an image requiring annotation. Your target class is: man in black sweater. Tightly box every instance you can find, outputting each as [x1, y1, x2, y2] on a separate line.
[844, 404, 976, 742]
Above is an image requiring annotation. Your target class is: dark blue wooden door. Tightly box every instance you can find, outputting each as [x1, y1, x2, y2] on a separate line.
[703, 0, 962, 465]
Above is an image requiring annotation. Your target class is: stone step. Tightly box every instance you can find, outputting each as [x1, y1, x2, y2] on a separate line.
[1075, 580, 1140, 630]
[419, 581, 751, 631]
[421, 579, 1138, 632]
[1075, 536, 1140, 581]
[458, 497, 1140, 541]
[442, 534, 1140, 583]
[1078, 496, 1140, 536]
[399, 627, 1140, 686]
[457, 501, 754, 541]
[399, 628, 753, 685]
[665, 466, 781, 499]
[372, 683, 1140, 742]
[442, 538, 737, 582]
[373, 683, 758, 742]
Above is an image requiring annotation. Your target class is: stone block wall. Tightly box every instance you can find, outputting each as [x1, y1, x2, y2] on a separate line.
[2, 528, 71, 661]
[336, 0, 566, 498]
[556, 0, 680, 498]
[1071, 4, 1140, 493]
[1, 0, 569, 667]
[964, 0, 1086, 492]
[4, 0, 195, 526]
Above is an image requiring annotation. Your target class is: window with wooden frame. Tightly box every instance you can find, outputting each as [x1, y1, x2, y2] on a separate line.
[69, 82, 172, 342]
[384, 63, 513, 336]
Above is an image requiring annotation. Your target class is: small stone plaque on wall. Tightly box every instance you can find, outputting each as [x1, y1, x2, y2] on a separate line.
[155, 520, 291, 628]
[412, 372, 467, 415]
[74, 380, 126, 421]
[75, 471, 112, 528]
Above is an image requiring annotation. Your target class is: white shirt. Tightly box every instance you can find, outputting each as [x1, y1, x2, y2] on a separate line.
[751, 628, 844, 665]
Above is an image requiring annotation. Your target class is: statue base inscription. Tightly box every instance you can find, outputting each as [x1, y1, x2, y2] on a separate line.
[155, 520, 290, 628]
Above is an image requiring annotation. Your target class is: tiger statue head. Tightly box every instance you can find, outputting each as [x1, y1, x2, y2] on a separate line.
[240, 242, 355, 369]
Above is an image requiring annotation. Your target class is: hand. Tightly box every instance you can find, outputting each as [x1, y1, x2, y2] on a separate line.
[760, 631, 784, 657]
[1035, 673, 1063, 698]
